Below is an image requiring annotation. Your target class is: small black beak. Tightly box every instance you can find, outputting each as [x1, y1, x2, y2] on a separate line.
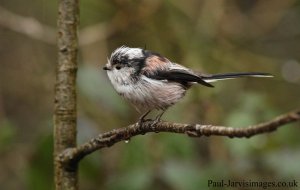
[103, 66, 111, 71]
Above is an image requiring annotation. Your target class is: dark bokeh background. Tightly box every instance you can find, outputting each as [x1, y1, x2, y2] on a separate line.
[0, 0, 300, 189]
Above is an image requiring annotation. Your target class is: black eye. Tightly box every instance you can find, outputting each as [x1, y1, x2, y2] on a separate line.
[116, 65, 121, 70]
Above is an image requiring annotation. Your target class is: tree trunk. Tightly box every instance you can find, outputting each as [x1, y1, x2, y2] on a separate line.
[54, 0, 79, 189]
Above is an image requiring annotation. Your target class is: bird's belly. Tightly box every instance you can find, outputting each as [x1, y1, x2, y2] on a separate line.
[115, 77, 187, 111]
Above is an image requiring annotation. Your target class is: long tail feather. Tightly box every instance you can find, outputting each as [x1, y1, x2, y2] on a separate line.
[202, 72, 273, 83]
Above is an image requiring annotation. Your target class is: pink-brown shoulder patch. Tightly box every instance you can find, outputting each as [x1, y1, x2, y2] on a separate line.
[143, 55, 170, 74]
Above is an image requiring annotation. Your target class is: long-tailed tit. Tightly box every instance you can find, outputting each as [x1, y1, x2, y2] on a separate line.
[103, 46, 272, 124]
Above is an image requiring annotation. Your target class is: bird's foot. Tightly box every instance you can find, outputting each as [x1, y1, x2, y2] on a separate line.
[137, 110, 152, 127]
[150, 111, 165, 128]
[137, 118, 152, 126]
[150, 118, 160, 128]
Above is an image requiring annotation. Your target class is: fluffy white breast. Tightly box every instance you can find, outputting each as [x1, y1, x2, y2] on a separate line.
[107, 70, 186, 111]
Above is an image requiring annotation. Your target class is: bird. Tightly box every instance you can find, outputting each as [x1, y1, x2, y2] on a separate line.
[103, 46, 272, 124]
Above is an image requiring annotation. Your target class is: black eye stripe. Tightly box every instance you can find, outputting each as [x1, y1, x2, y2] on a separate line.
[110, 54, 144, 72]
[120, 58, 127, 64]
[111, 56, 128, 66]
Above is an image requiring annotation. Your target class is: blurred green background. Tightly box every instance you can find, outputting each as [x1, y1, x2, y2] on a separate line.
[0, 0, 300, 189]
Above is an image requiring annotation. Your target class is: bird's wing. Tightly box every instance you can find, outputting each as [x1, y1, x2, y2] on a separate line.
[141, 55, 213, 87]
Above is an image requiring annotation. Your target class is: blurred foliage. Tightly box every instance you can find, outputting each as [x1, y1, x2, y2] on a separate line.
[0, 119, 16, 151]
[26, 135, 53, 190]
[0, 0, 300, 189]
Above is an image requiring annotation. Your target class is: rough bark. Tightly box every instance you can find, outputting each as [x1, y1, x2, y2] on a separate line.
[57, 109, 300, 166]
[54, 0, 79, 189]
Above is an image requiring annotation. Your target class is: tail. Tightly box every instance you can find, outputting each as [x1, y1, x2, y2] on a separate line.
[201, 72, 273, 83]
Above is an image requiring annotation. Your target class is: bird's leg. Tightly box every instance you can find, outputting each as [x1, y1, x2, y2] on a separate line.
[138, 110, 152, 126]
[151, 110, 166, 126]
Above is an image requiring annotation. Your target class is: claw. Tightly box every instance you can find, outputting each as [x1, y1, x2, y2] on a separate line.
[138, 110, 151, 126]
[150, 111, 165, 127]
[137, 110, 166, 127]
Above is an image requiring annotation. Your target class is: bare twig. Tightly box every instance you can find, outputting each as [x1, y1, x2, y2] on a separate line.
[0, 3, 161, 46]
[0, 6, 56, 44]
[57, 109, 300, 165]
[0, 5, 107, 46]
